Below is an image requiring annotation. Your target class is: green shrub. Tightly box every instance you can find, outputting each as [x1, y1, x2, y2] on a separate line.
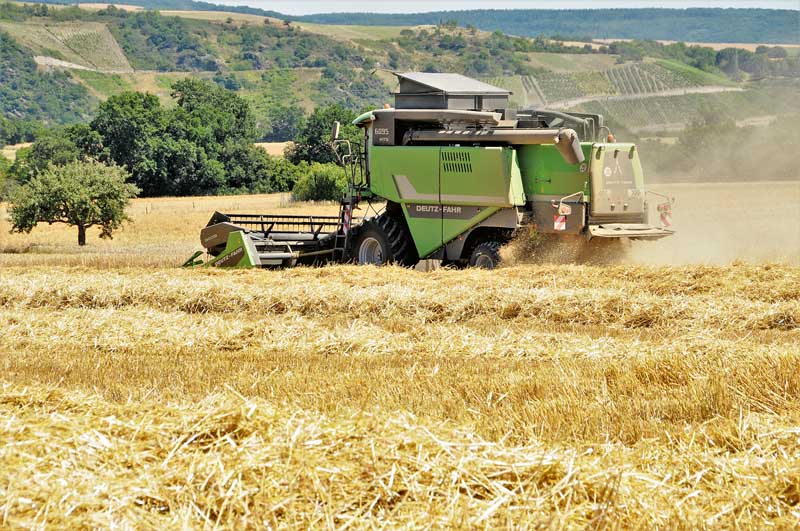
[291, 162, 346, 201]
[0, 153, 10, 200]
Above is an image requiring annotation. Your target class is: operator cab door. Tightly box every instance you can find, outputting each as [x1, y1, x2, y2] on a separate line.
[375, 146, 443, 258]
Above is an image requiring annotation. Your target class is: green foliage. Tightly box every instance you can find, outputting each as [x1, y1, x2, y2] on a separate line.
[291, 162, 346, 201]
[0, 30, 93, 123]
[0, 117, 42, 145]
[219, 147, 302, 194]
[91, 92, 165, 175]
[9, 160, 139, 245]
[716, 48, 800, 79]
[171, 78, 256, 145]
[312, 65, 390, 111]
[394, 28, 581, 76]
[89, 80, 303, 196]
[0, 153, 10, 199]
[262, 103, 305, 142]
[6, 146, 31, 184]
[287, 105, 358, 165]
[9, 124, 106, 184]
[23, 134, 80, 180]
[108, 11, 218, 71]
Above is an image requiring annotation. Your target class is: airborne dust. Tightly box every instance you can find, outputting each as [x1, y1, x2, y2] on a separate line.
[504, 115, 800, 265]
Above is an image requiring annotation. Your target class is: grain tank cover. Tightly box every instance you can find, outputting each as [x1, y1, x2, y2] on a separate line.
[394, 72, 511, 111]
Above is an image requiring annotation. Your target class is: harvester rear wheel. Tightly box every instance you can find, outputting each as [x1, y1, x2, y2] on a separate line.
[352, 214, 418, 267]
[468, 241, 502, 269]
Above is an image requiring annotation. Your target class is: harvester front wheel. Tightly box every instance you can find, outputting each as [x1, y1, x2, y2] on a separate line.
[468, 241, 502, 269]
[352, 214, 418, 267]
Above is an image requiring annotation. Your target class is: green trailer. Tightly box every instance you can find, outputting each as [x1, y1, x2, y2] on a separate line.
[189, 72, 673, 269]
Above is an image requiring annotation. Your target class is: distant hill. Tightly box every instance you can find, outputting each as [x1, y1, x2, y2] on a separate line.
[28, 3, 800, 44]
[292, 8, 799, 45]
[35, 0, 285, 19]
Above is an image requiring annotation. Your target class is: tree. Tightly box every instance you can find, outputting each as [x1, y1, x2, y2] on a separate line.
[89, 81, 260, 196]
[91, 92, 165, 174]
[291, 162, 346, 201]
[9, 160, 140, 246]
[0, 154, 10, 200]
[22, 134, 80, 180]
[286, 105, 358, 164]
[263, 102, 305, 142]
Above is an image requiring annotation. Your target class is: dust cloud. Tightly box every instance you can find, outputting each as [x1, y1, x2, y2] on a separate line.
[627, 181, 800, 265]
[501, 180, 800, 267]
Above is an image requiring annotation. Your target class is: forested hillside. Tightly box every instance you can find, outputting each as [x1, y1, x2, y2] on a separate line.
[0, 30, 93, 126]
[291, 8, 800, 44]
[0, 2, 798, 164]
[29, 2, 800, 44]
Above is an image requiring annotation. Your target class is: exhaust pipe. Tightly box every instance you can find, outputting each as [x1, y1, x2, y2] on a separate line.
[404, 128, 585, 165]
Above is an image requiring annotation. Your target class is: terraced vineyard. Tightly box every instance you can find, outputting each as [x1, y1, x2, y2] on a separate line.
[604, 63, 694, 94]
[485, 61, 733, 109]
[0, 21, 131, 71]
[571, 85, 799, 132]
[531, 70, 613, 102]
[45, 22, 131, 71]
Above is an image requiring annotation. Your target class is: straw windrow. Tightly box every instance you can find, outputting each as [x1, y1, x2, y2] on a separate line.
[1, 263, 799, 528]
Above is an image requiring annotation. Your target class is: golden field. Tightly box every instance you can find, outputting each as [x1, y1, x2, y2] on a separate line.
[0, 182, 799, 529]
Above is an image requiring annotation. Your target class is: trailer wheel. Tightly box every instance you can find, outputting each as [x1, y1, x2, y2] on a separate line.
[352, 214, 418, 267]
[468, 241, 502, 269]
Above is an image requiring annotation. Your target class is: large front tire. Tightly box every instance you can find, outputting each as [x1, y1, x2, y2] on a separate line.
[352, 214, 418, 267]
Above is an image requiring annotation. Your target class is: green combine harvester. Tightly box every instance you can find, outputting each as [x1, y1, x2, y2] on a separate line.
[186, 73, 674, 269]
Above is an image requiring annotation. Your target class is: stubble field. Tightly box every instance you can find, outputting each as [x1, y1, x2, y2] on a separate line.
[0, 182, 799, 529]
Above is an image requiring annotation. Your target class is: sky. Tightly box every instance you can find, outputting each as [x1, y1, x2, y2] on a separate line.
[214, 0, 800, 15]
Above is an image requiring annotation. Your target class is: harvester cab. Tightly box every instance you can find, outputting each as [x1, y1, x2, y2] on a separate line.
[186, 72, 674, 269]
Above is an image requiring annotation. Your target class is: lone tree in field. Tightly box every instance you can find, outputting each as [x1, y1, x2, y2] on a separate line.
[9, 160, 140, 246]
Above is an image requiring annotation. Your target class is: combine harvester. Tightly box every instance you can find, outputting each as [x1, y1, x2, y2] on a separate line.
[186, 73, 674, 269]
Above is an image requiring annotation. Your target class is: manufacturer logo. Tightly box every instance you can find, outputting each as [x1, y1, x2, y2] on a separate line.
[213, 247, 243, 267]
[406, 204, 483, 220]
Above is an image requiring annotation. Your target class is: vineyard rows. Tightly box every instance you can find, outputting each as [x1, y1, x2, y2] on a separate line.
[484, 62, 713, 107]
[44, 23, 131, 71]
[571, 88, 794, 131]
[0, 22, 131, 72]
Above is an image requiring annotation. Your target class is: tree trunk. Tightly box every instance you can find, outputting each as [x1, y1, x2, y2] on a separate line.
[78, 224, 86, 246]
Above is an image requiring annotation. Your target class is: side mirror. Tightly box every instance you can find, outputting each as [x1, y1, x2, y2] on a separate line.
[331, 121, 341, 141]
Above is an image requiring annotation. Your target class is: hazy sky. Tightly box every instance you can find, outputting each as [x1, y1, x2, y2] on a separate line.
[214, 0, 800, 15]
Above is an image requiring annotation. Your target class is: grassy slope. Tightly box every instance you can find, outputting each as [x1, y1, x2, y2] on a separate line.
[655, 58, 734, 86]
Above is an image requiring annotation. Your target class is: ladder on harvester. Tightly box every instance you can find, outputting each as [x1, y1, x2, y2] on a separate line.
[332, 136, 367, 262]
[333, 194, 356, 262]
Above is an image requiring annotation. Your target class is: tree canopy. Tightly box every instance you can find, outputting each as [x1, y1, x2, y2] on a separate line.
[286, 105, 359, 165]
[89, 80, 276, 196]
[9, 160, 140, 245]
